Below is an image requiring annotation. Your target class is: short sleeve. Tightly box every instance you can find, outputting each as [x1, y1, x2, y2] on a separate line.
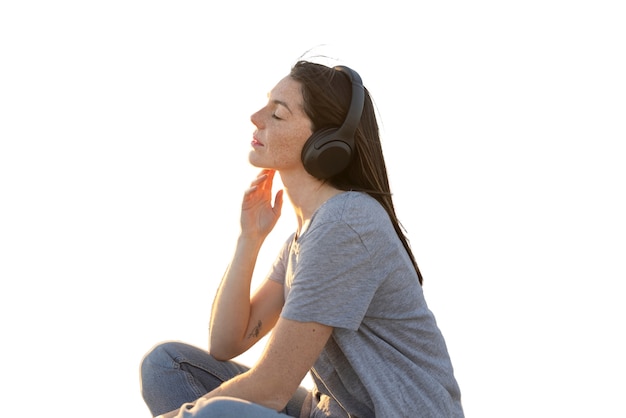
[267, 234, 295, 285]
[280, 221, 383, 331]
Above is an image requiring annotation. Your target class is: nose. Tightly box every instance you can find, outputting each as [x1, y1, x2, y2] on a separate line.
[250, 108, 263, 128]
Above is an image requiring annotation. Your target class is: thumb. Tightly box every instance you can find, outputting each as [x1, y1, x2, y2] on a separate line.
[273, 189, 284, 216]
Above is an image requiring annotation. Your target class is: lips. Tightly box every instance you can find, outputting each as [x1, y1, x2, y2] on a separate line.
[252, 136, 264, 147]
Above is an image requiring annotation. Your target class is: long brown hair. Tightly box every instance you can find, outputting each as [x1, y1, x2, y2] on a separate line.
[290, 61, 423, 284]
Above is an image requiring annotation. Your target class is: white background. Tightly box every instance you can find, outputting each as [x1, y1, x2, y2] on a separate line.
[1, 1, 625, 417]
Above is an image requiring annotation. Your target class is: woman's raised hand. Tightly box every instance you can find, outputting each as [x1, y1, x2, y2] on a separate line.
[240, 169, 283, 240]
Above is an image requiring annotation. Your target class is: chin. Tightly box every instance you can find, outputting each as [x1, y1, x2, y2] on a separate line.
[248, 156, 269, 170]
[249, 152, 277, 168]
[248, 152, 261, 167]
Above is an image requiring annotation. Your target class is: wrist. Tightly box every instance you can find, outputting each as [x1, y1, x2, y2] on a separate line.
[236, 232, 266, 249]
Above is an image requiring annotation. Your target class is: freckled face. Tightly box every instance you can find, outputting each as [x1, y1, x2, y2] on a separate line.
[249, 76, 313, 173]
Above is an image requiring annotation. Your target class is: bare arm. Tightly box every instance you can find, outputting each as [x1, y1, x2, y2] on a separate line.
[209, 262, 285, 359]
[209, 170, 284, 360]
[163, 171, 330, 416]
[209, 318, 332, 410]
[160, 317, 333, 417]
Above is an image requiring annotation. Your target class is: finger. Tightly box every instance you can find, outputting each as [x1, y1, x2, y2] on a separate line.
[243, 185, 258, 195]
[256, 170, 276, 193]
[250, 169, 275, 185]
[273, 189, 284, 215]
[262, 170, 276, 192]
[249, 174, 268, 187]
[254, 169, 273, 181]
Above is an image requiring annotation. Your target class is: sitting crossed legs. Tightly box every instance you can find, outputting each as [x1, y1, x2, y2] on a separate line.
[140, 341, 309, 418]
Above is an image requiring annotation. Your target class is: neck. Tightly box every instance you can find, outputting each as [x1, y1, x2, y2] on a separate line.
[279, 171, 342, 234]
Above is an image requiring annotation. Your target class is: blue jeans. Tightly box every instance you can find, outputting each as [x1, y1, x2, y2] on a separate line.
[140, 341, 309, 417]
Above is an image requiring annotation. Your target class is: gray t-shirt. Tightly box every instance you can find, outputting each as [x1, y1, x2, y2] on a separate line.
[269, 192, 463, 418]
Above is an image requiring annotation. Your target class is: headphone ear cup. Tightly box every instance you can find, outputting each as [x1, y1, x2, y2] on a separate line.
[301, 128, 353, 179]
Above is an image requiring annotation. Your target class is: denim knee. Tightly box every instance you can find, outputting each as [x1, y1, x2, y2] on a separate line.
[140, 341, 179, 380]
[140, 340, 205, 415]
[181, 397, 285, 418]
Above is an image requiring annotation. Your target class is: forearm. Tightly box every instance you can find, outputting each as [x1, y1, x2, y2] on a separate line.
[209, 235, 264, 359]
[208, 370, 289, 411]
[158, 318, 331, 418]
[155, 370, 288, 418]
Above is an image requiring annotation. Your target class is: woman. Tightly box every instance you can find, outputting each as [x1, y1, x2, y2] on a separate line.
[140, 61, 463, 417]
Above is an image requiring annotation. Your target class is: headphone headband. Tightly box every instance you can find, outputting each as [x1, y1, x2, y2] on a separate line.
[333, 66, 365, 144]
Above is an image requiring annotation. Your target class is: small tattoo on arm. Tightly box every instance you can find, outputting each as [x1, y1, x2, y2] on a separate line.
[247, 320, 262, 339]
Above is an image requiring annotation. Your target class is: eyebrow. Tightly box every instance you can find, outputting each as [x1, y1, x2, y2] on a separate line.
[269, 98, 293, 114]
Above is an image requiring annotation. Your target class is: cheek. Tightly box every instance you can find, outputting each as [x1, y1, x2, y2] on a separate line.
[272, 136, 307, 165]
[275, 127, 312, 161]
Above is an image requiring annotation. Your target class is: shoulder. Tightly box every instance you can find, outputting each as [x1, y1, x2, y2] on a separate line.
[304, 192, 393, 248]
[315, 191, 386, 223]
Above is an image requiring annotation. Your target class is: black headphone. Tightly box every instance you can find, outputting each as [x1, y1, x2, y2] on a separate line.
[301, 65, 365, 179]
